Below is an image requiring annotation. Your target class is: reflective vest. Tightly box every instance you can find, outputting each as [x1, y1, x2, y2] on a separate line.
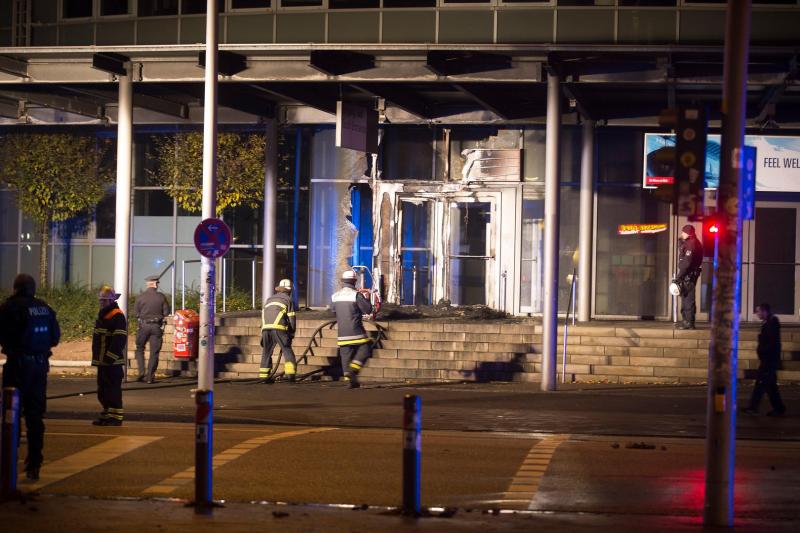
[261, 292, 296, 332]
[92, 305, 127, 366]
[331, 286, 373, 346]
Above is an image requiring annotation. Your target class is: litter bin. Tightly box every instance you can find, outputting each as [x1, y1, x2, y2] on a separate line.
[173, 309, 200, 360]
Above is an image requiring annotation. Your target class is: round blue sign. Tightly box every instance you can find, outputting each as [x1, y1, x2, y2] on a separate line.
[194, 218, 232, 259]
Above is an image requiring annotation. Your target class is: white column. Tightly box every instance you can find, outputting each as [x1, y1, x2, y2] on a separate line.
[198, 0, 218, 392]
[261, 119, 277, 305]
[541, 71, 561, 392]
[578, 119, 595, 322]
[113, 71, 132, 319]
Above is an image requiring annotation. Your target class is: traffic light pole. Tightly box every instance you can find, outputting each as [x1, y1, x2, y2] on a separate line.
[704, 0, 751, 527]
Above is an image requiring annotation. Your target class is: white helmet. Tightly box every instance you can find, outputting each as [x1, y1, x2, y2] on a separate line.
[342, 270, 357, 281]
[277, 279, 292, 290]
[669, 281, 682, 297]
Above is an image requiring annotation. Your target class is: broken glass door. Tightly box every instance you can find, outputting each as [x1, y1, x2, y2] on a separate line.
[399, 200, 432, 305]
[448, 200, 494, 306]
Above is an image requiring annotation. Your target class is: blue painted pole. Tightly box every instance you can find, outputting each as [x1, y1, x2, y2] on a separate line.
[195, 389, 213, 514]
[292, 128, 301, 308]
[402, 394, 421, 515]
[1, 388, 20, 499]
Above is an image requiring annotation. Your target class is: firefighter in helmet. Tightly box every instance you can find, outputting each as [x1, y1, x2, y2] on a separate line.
[260, 279, 297, 382]
[331, 269, 374, 388]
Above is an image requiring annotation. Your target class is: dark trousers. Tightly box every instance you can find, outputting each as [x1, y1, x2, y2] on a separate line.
[681, 278, 697, 325]
[97, 365, 124, 421]
[135, 322, 163, 379]
[339, 342, 372, 377]
[2, 355, 48, 468]
[260, 330, 296, 372]
[748, 362, 785, 413]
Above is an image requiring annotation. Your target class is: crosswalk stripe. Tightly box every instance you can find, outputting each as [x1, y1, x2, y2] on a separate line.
[502, 434, 570, 510]
[141, 427, 336, 496]
[22, 436, 163, 491]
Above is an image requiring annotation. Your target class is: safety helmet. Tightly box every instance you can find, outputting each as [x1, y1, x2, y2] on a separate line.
[342, 270, 357, 282]
[277, 279, 292, 291]
[669, 281, 682, 297]
[98, 285, 121, 301]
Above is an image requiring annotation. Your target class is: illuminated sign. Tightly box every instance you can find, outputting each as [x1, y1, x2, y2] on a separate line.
[617, 223, 668, 235]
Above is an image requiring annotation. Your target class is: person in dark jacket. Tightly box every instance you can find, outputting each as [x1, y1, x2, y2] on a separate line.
[0, 273, 60, 481]
[260, 279, 297, 382]
[133, 274, 170, 383]
[674, 224, 703, 330]
[742, 303, 786, 416]
[331, 269, 374, 389]
[92, 285, 127, 426]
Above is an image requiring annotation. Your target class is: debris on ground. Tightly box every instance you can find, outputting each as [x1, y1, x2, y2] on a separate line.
[625, 442, 657, 450]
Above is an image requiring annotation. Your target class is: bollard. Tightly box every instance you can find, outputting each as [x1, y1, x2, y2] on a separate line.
[402, 394, 421, 515]
[195, 389, 213, 514]
[1, 388, 20, 499]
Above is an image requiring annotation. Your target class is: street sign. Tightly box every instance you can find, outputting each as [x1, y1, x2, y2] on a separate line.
[335, 100, 378, 153]
[742, 145, 756, 221]
[194, 218, 231, 259]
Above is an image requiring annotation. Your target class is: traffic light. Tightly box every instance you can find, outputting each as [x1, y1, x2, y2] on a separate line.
[703, 216, 721, 257]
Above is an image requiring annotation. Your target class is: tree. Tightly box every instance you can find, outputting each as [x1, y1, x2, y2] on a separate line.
[149, 132, 271, 214]
[0, 133, 113, 288]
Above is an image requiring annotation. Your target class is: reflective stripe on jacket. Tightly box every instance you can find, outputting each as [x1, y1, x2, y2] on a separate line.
[261, 292, 296, 333]
[331, 286, 373, 346]
[92, 304, 128, 366]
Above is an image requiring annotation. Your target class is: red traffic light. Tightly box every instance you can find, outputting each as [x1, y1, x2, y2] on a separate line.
[708, 223, 719, 234]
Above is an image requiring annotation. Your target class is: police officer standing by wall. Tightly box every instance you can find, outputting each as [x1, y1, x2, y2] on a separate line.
[675, 224, 703, 330]
[332, 270, 374, 389]
[0, 274, 60, 481]
[260, 279, 297, 382]
[743, 303, 786, 416]
[92, 285, 127, 426]
[133, 274, 170, 383]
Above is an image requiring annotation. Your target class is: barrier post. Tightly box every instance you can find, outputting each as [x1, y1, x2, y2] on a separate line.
[1, 388, 20, 499]
[195, 389, 213, 514]
[402, 394, 421, 515]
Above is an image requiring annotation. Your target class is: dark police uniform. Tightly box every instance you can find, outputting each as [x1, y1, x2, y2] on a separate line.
[0, 282, 60, 480]
[133, 277, 170, 382]
[92, 302, 127, 425]
[331, 284, 374, 387]
[746, 313, 786, 415]
[676, 234, 703, 328]
[260, 291, 297, 380]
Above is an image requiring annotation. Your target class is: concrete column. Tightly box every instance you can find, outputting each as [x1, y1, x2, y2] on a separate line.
[541, 71, 561, 392]
[577, 119, 595, 322]
[198, 0, 218, 392]
[113, 71, 132, 319]
[261, 119, 278, 305]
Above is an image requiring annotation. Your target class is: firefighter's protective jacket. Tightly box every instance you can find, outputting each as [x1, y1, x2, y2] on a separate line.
[331, 286, 373, 346]
[261, 292, 296, 333]
[92, 303, 127, 366]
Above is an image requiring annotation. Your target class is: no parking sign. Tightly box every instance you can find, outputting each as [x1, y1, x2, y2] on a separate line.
[193, 218, 232, 259]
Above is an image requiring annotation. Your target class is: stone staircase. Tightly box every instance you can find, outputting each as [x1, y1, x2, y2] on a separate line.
[144, 314, 800, 384]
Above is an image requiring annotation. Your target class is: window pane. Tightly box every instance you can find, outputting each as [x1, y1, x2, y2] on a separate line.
[95, 189, 116, 239]
[449, 258, 486, 306]
[176, 206, 202, 245]
[523, 128, 546, 183]
[0, 190, 18, 242]
[450, 128, 520, 182]
[383, 0, 435, 6]
[101, 0, 131, 15]
[598, 129, 643, 184]
[381, 126, 434, 180]
[176, 246, 202, 305]
[232, 0, 270, 7]
[53, 245, 90, 287]
[63, 0, 93, 18]
[131, 246, 173, 294]
[330, 0, 379, 8]
[54, 214, 91, 242]
[91, 246, 115, 287]
[181, 0, 225, 14]
[20, 244, 42, 283]
[520, 195, 544, 311]
[450, 202, 490, 256]
[134, 190, 174, 244]
[0, 245, 17, 290]
[280, 0, 322, 6]
[137, 0, 178, 17]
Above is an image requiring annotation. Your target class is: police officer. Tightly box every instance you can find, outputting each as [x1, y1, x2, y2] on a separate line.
[331, 270, 374, 389]
[675, 224, 703, 330]
[92, 285, 127, 426]
[0, 274, 60, 481]
[260, 279, 297, 382]
[133, 274, 170, 383]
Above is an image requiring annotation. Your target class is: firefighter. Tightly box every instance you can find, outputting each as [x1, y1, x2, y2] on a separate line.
[92, 285, 127, 426]
[0, 273, 61, 481]
[260, 279, 297, 382]
[133, 274, 170, 383]
[332, 269, 374, 389]
[675, 224, 703, 330]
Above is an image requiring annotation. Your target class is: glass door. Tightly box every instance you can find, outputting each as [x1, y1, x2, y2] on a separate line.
[447, 197, 496, 306]
[398, 199, 433, 305]
[520, 197, 544, 314]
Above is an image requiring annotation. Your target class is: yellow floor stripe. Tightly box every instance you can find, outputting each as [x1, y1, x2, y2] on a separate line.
[141, 427, 336, 496]
[502, 434, 569, 510]
[22, 436, 163, 491]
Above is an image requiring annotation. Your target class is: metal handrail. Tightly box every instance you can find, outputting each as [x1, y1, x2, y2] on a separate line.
[562, 267, 578, 384]
[155, 260, 176, 315]
[221, 256, 259, 312]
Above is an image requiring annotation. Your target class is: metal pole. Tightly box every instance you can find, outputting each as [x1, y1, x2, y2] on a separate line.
[195, 389, 213, 514]
[571, 269, 577, 326]
[704, 0, 750, 527]
[541, 70, 561, 392]
[292, 128, 302, 309]
[412, 265, 417, 306]
[578, 120, 594, 322]
[170, 262, 176, 315]
[251, 257, 256, 309]
[221, 258, 226, 313]
[262, 119, 278, 307]
[1, 388, 20, 499]
[182, 260, 186, 310]
[402, 394, 421, 515]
